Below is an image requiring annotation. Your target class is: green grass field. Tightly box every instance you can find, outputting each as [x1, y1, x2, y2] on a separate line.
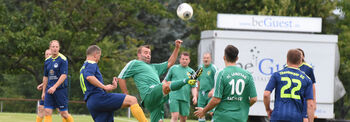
[0, 112, 198, 122]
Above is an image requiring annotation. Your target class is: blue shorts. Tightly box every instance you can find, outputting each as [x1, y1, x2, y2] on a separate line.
[44, 88, 68, 111]
[39, 100, 44, 106]
[87, 92, 126, 122]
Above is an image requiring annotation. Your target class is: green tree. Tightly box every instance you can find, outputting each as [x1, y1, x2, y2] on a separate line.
[335, 0, 350, 119]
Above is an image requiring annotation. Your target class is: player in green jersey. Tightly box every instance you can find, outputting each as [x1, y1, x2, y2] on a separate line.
[118, 40, 202, 122]
[196, 53, 217, 122]
[165, 52, 197, 122]
[195, 45, 257, 122]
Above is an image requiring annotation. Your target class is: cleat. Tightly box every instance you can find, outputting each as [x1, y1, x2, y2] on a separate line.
[187, 67, 203, 85]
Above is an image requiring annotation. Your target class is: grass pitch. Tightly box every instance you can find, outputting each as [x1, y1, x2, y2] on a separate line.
[0, 112, 198, 122]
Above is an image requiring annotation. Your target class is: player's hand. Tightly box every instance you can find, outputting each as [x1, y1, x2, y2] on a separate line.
[37, 83, 44, 91]
[192, 97, 197, 105]
[194, 107, 205, 118]
[47, 87, 57, 94]
[209, 112, 214, 116]
[208, 89, 214, 98]
[104, 84, 115, 92]
[41, 93, 45, 100]
[266, 109, 272, 119]
[162, 81, 171, 95]
[112, 77, 118, 89]
[175, 39, 182, 49]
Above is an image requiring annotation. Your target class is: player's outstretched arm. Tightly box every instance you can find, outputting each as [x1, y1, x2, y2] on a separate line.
[263, 91, 272, 118]
[118, 78, 129, 95]
[167, 40, 182, 68]
[307, 99, 315, 122]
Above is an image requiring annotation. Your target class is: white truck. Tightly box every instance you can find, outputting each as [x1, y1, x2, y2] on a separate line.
[198, 30, 342, 120]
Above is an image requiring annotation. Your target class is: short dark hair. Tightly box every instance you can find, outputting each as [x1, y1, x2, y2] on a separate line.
[224, 45, 239, 62]
[296, 48, 305, 62]
[287, 49, 302, 65]
[137, 45, 151, 54]
[181, 52, 190, 57]
[86, 45, 101, 56]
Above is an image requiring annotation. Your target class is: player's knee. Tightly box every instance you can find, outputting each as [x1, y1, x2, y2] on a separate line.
[171, 112, 179, 119]
[126, 95, 138, 105]
[44, 109, 53, 115]
[60, 111, 69, 118]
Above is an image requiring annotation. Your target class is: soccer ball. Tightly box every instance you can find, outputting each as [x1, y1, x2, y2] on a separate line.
[177, 3, 193, 20]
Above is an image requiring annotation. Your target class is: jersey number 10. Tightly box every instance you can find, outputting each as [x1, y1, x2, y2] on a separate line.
[229, 79, 245, 95]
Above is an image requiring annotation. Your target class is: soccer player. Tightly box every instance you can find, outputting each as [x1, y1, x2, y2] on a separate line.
[297, 48, 317, 121]
[118, 40, 202, 122]
[79, 45, 147, 122]
[41, 40, 74, 122]
[36, 49, 51, 122]
[264, 49, 314, 122]
[194, 45, 257, 122]
[196, 53, 217, 122]
[164, 52, 197, 122]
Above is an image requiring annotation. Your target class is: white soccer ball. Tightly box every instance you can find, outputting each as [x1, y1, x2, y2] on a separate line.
[177, 3, 193, 20]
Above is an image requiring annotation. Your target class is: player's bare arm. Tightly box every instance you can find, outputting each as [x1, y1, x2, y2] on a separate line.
[86, 76, 115, 92]
[194, 97, 221, 118]
[313, 84, 316, 110]
[41, 76, 48, 100]
[250, 97, 257, 106]
[263, 90, 272, 118]
[118, 78, 129, 94]
[191, 87, 198, 105]
[307, 99, 315, 122]
[47, 74, 67, 94]
[208, 88, 214, 98]
[167, 40, 182, 68]
[37, 83, 44, 91]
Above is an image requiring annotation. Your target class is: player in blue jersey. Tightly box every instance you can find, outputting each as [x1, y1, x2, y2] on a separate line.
[297, 48, 317, 121]
[79, 45, 147, 122]
[36, 49, 51, 122]
[264, 49, 314, 122]
[41, 40, 74, 122]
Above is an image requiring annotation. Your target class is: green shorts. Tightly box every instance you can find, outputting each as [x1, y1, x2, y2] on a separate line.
[198, 90, 214, 112]
[142, 84, 169, 122]
[169, 99, 190, 116]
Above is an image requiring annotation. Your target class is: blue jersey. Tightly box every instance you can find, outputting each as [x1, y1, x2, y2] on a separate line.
[44, 53, 68, 89]
[299, 62, 316, 84]
[265, 67, 313, 121]
[79, 60, 105, 101]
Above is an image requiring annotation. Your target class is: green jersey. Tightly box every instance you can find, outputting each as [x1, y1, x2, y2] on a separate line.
[118, 60, 168, 100]
[213, 66, 257, 122]
[165, 64, 195, 102]
[198, 64, 217, 92]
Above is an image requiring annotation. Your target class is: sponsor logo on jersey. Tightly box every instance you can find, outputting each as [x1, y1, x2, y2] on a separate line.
[50, 69, 54, 75]
[207, 71, 211, 75]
